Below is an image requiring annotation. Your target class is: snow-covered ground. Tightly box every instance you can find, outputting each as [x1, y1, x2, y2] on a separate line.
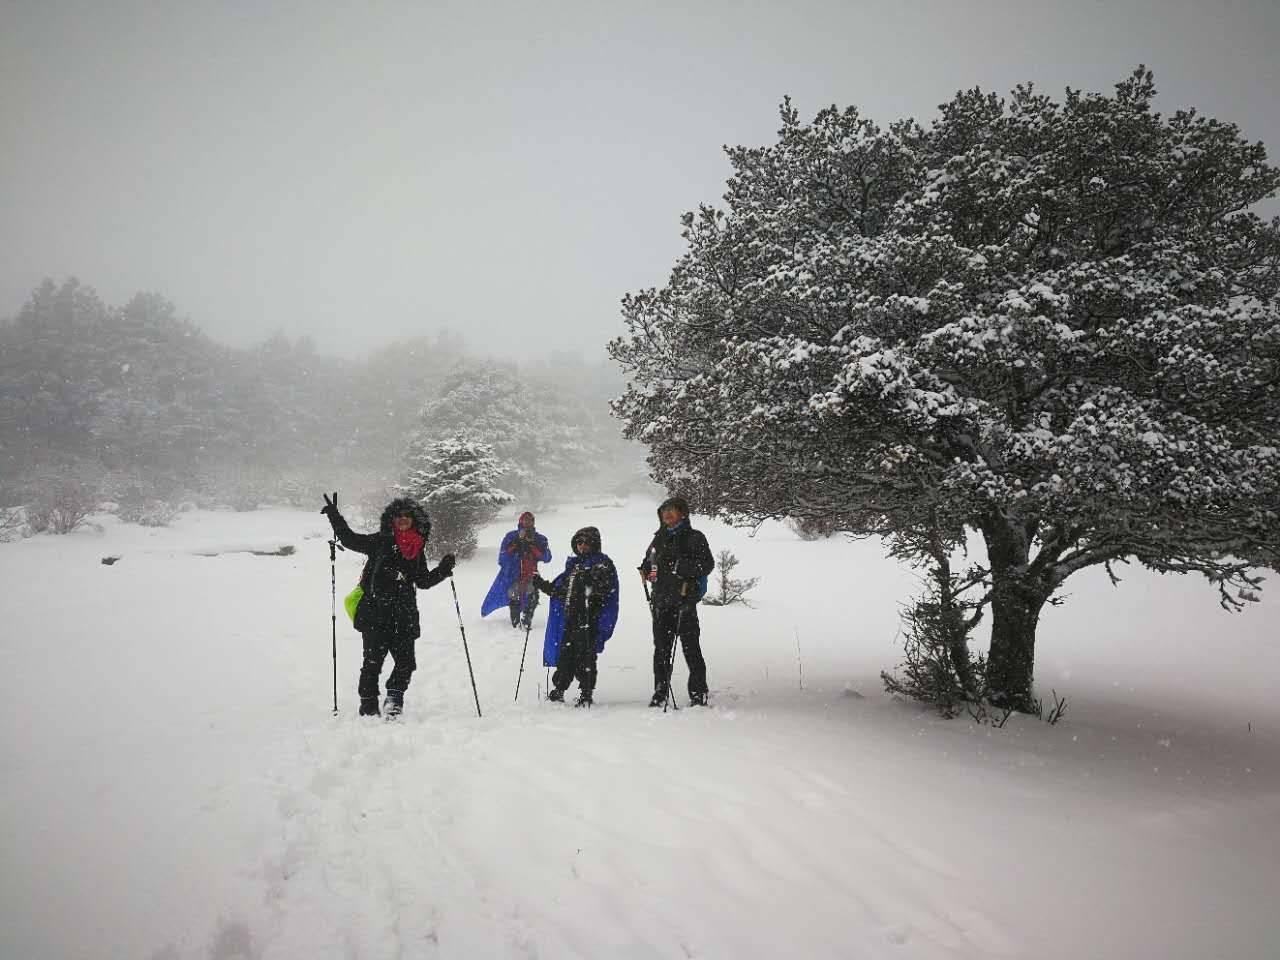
[2, 499, 1277, 959]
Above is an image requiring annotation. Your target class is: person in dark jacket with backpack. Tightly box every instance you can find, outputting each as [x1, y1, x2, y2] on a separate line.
[321, 492, 455, 718]
[638, 496, 715, 707]
[532, 526, 619, 707]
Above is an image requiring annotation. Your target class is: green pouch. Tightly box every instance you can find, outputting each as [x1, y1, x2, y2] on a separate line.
[343, 585, 364, 622]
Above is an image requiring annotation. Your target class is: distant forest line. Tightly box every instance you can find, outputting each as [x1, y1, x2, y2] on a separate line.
[0, 277, 648, 525]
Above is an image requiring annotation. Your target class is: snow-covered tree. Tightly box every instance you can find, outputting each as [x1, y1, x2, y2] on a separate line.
[610, 68, 1280, 710]
[400, 433, 513, 559]
[413, 366, 611, 502]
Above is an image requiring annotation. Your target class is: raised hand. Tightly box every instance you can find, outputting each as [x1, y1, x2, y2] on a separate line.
[436, 553, 456, 578]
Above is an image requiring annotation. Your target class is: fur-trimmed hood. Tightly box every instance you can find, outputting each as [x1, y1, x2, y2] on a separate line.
[379, 498, 432, 539]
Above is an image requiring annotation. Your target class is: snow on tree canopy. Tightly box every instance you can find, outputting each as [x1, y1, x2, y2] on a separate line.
[609, 68, 1280, 710]
[400, 433, 513, 560]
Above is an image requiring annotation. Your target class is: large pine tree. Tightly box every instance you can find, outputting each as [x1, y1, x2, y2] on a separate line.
[610, 69, 1280, 710]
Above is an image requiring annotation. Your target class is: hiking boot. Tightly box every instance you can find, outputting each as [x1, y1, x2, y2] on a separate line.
[574, 692, 593, 708]
[547, 687, 565, 702]
[690, 692, 708, 707]
[359, 697, 381, 717]
[383, 691, 404, 719]
[648, 689, 668, 708]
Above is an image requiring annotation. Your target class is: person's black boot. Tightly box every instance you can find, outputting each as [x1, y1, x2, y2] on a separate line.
[509, 602, 521, 628]
[575, 691, 593, 708]
[690, 692, 708, 707]
[383, 690, 404, 719]
[547, 687, 565, 703]
[648, 688, 668, 708]
[359, 697, 381, 717]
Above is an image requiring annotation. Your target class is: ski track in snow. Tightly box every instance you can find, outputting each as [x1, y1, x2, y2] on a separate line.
[2, 502, 1278, 959]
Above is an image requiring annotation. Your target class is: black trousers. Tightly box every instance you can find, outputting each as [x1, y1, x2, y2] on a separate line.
[508, 580, 540, 625]
[652, 603, 706, 695]
[358, 630, 416, 699]
[553, 623, 598, 695]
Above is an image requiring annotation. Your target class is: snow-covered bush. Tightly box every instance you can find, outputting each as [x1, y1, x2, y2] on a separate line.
[0, 506, 25, 542]
[118, 498, 178, 527]
[787, 517, 839, 541]
[27, 478, 97, 534]
[610, 67, 1280, 711]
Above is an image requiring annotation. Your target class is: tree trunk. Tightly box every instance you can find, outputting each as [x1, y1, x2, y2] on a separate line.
[980, 518, 1050, 713]
[985, 584, 1046, 712]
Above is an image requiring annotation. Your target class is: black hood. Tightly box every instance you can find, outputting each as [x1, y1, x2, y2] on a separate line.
[656, 496, 690, 522]
[379, 497, 432, 539]
[570, 526, 602, 554]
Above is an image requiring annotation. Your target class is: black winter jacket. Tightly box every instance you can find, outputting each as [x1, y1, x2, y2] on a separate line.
[639, 519, 715, 609]
[328, 500, 450, 641]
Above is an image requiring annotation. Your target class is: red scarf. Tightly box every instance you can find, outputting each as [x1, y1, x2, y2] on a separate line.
[394, 528, 424, 560]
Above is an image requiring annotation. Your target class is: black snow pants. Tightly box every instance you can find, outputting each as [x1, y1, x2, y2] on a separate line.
[358, 629, 416, 699]
[552, 621, 598, 696]
[652, 603, 706, 696]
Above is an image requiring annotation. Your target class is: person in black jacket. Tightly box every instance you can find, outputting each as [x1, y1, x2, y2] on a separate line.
[638, 496, 715, 707]
[322, 493, 455, 718]
[531, 526, 620, 708]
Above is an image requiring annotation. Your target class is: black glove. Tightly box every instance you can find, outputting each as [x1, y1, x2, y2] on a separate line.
[321, 491, 339, 518]
[436, 554, 456, 578]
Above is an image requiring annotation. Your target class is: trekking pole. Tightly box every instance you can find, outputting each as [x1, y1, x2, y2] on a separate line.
[328, 539, 339, 715]
[641, 576, 677, 712]
[449, 579, 483, 718]
[663, 606, 684, 713]
[664, 579, 694, 713]
[514, 617, 534, 701]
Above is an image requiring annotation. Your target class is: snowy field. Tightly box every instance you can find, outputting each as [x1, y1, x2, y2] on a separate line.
[2, 499, 1278, 960]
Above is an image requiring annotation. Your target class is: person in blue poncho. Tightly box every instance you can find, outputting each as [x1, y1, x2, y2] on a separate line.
[480, 511, 552, 628]
[531, 526, 619, 707]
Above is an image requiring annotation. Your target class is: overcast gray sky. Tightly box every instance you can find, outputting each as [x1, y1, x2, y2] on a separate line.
[2, 0, 1277, 358]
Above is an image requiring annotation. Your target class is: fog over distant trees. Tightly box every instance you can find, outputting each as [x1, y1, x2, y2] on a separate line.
[0, 277, 649, 535]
